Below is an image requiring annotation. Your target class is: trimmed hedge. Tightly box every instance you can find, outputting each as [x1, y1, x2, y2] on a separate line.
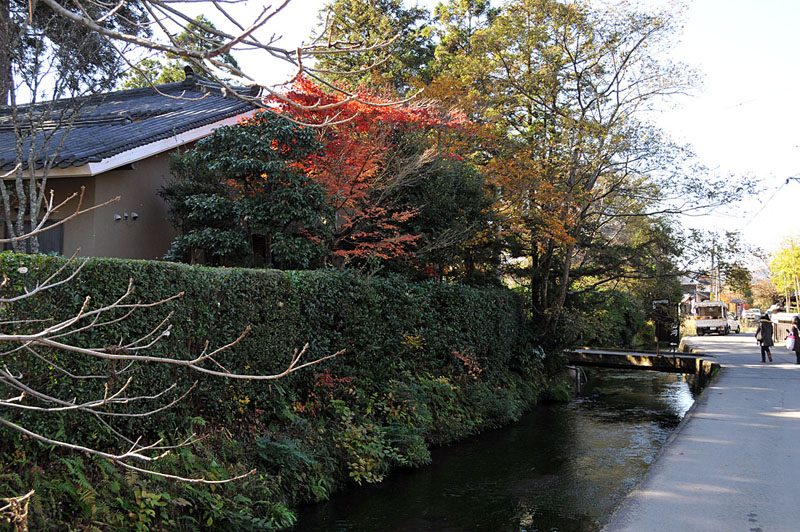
[0, 253, 556, 530]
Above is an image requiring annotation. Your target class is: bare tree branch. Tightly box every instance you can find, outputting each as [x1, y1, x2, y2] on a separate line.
[0, 201, 343, 489]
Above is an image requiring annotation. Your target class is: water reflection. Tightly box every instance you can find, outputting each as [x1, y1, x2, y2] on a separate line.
[292, 369, 696, 532]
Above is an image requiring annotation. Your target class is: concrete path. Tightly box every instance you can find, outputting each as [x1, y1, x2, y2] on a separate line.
[603, 333, 800, 532]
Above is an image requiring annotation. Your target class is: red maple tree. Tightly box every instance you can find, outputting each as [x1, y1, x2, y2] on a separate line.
[267, 77, 466, 264]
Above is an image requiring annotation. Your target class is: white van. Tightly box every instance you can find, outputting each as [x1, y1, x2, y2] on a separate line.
[695, 301, 731, 335]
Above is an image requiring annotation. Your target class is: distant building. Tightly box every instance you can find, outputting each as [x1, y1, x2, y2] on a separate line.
[679, 276, 710, 315]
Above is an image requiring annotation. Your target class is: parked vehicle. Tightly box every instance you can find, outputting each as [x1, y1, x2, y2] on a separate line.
[726, 315, 740, 333]
[694, 301, 731, 335]
[767, 305, 784, 316]
[742, 308, 761, 321]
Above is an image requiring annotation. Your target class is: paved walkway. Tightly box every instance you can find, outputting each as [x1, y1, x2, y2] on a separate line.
[603, 333, 800, 532]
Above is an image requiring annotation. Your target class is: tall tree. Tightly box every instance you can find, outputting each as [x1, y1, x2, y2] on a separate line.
[682, 229, 754, 301]
[725, 265, 753, 302]
[314, 0, 436, 93]
[437, 0, 709, 332]
[397, 150, 497, 281]
[0, 0, 148, 105]
[432, 0, 497, 74]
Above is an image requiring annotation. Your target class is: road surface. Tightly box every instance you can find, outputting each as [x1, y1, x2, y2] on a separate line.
[603, 332, 800, 532]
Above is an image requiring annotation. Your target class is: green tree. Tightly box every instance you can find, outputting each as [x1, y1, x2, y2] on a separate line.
[160, 111, 331, 268]
[0, 0, 149, 104]
[432, 0, 497, 74]
[396, 148, 497, 282]
[683, 229, 754, 301]
[572, 216, 683, 302]
[121, 15, 240, 89]
[725, 265, 753, 302]
[314, 0, 435, 93]
[119, 57, 185, 89]
[770, 238, 800, 313]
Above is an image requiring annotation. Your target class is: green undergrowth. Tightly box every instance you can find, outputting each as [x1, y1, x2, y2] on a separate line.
[0, 253, 563, 530]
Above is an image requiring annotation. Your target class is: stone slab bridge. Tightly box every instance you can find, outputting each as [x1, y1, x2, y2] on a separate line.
[563, 349, 720, 389]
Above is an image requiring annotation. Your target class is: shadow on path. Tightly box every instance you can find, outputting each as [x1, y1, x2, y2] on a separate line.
[603, 334, 800, 532]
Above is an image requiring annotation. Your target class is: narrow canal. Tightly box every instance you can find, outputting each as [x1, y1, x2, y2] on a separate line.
[292, 369, 697, 532]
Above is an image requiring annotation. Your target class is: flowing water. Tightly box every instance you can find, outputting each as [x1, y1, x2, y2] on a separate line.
[291, 369, 697, 532]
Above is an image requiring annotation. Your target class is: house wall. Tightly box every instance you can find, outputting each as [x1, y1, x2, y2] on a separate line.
[91, 152, 177, 260]
[42, 151, 178, 260]
[44, 176, 96, 255]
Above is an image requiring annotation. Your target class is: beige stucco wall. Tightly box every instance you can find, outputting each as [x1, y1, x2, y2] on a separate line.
[40, 176, 96, 255]
[92, 152, 177, 260]
[40, 151, 178, 260]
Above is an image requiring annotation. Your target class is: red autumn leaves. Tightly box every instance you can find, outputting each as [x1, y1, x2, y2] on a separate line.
[262, 77, 467, 263]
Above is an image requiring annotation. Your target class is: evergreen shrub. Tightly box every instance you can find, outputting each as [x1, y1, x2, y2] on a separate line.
[0, 252, 554, 530]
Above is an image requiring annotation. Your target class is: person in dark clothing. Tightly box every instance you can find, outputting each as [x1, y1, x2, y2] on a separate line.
[755, 314, 774, 363]
[791, 316, 800, 364]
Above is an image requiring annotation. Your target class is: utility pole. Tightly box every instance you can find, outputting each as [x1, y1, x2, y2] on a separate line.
[711, 235, 716, 301]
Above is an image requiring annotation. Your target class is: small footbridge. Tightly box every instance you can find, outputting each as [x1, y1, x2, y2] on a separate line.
[564, 348, 719, 388]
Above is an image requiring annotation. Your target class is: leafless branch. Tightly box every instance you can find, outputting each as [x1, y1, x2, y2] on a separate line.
[33, 0, 415, 127]
[0, 186, 120, 246]
[0, 415, 256, 484]
[0, 211, 342, 488]
[0, 490, 33, 531]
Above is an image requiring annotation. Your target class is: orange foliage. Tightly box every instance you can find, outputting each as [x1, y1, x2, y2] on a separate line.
[266, 77, 467, 262]
[426, 76, 589, 256]
[488, 146, 585, 254]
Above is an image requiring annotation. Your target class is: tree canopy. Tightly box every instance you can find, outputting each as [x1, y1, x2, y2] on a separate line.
[0, 0, 149, 104]
[770, 238, 800, 312]
[160, 111, 331, 268]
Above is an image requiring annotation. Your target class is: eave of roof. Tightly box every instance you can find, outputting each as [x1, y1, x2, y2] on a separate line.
[0, 73, 260, 174]
[19, 113, 250, 178]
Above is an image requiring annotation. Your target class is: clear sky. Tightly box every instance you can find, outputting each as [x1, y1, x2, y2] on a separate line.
[649, 0, 800, 257]
[257, 0, 799, 257]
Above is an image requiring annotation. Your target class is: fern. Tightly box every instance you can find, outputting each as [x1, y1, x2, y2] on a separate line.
[124, 469, 139, 487]
[77, 486, 96, 505]
[254, 437, 316, 473]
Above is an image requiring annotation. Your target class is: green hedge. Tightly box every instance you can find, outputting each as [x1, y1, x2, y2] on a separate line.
[0, 253, 556, 530]
[562, 289, 647, 349]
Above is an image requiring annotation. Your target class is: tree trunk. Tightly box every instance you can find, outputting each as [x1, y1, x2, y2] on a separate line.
[545, 241, 574, 334]
[0, 0, 11, 106]
[534, 238, 555, 316]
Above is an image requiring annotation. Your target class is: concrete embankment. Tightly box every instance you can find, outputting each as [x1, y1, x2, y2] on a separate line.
[603, 334, 800, 532]
[565, 348, 719, 390]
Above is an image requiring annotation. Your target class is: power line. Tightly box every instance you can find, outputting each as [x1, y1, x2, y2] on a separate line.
[750, 178, 794, 219]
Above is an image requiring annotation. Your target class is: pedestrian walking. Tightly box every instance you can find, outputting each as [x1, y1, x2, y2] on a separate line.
[755, 314, 774, 363]
[791, 316, 800, 364]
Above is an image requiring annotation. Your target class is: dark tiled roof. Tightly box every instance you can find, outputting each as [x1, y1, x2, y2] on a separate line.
[0, 73, 258, 171]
